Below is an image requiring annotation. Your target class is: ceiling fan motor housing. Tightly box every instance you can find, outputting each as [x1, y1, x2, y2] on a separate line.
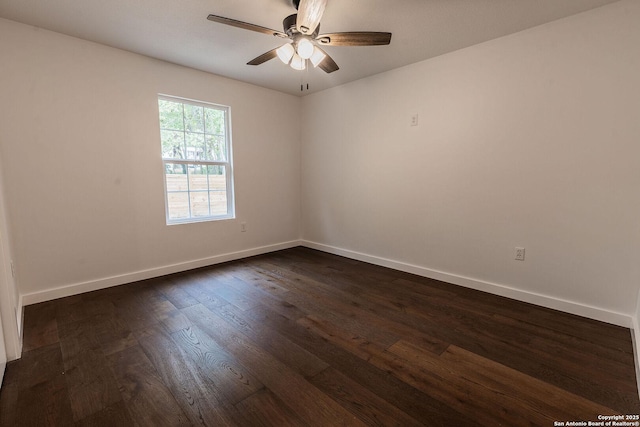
[283, 14, 319, 38]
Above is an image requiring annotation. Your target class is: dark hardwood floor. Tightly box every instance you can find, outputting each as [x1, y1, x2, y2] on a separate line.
[1, 247, 638, 426]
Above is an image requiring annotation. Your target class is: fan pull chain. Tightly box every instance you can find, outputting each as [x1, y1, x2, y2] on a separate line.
[299, 60, 311, 92]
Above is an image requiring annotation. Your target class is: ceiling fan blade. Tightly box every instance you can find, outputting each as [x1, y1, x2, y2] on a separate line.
[314, 47, 339, 73]
[316, 32, 392, 46]
[207, 14, 287, 38]
[247, 48, 279, 66]
[296, 0, 327, 35]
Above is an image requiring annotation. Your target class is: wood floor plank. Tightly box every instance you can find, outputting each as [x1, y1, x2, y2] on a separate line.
[264, 253, 545, 354]
[438, 344, 621, 421]
[501, 312, 634, 365]
[527, 334, 636, 393]
[170, 324, 265, 404]
[131, 284, 180, 323]
[55, 296, 113, 327]
[0, 371, 19, 426]
[199, 271, 264, 311]
[110, 293, 160, 332]
[1, 344, 71, 426]
[138, 328, 246, 426]
[106, 345, 191, 426]
[387, 339, 627, 426]
[215, 269, 305, 320]
[184, 270, 255, 311]
[378, 343, 552, 426]
[243, 302, 481, 426]
[200, 300, 329, 378]
[158, 276, 201, 309]
[259, 260, 457, 357]
[90, 311, 138, 357]
[297, 311, 546, 425]
[309, 367, 425, 427]
[250, 262, 402, 348]
[58, 320, 124, 421]
[225, 263, 291, 296]
[15, 374, 74, 427]
[160, 309, 195, 334]
[182, 303, 369, 427]
[360, 287, 636, 408]
[73, 401, 134, 427]
[12, 343, 65, 391]
[21, 301, 59, 352]
[234, 389, 307, 427]
[297, 314, 390, 362]
[182, 278, 233, 312]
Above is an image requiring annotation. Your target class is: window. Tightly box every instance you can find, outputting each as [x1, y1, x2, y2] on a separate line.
[158, 95, 234, 224]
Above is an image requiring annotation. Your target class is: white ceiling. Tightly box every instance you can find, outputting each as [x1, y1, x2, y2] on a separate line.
[0, 0, 620, 96]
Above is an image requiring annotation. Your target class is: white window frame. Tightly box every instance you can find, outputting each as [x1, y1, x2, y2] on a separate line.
[158, 94, 235, 225]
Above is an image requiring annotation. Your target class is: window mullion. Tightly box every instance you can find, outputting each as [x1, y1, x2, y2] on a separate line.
[201, 109, 211, 217]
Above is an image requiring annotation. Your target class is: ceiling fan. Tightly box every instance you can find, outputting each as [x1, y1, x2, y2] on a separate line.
[207, 0, 392, 74]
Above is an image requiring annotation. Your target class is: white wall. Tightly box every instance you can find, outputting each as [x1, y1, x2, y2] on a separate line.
[0, 19, 301, 306]
[301, 0, 640, 325]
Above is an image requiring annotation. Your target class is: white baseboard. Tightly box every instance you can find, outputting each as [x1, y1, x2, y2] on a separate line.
[301, 240, 633, 328]
[21, 240, 302, 306]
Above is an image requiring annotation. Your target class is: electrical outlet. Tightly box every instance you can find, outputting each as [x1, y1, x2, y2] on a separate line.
[515, 247, 525, 261]
[410, 114, 419, 127]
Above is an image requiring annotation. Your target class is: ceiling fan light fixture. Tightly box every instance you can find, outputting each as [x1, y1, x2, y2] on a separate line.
[290, 53, 306, 70]
[208, 0, 391, 77]
[309, 46, 326, 67]
[276, 43, 295, 64]
[297, 38, 315, 59]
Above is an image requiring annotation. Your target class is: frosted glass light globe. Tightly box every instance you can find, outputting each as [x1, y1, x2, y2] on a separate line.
[276, 43, 295, 64]
[297, 38, 315, 60]
[290, 53, 306, 70]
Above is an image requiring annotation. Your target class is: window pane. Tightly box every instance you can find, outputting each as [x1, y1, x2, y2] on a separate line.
[158, 100, 184, 131]
[206, 135, 227, 161]
[208, 165, 227, 215]
[185, 132, 205, 160]
[184, 104, 204, 133]
[190, 191, 210, 217]
[165, 164, 188, 191]
[207, 166, 226, 188]
[210, 190, 228, 216]
[205, 108, 225, 135]
[161, 130, 185, 159]
[188, 166, 208, 191]
[167, 192, 189, 220]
